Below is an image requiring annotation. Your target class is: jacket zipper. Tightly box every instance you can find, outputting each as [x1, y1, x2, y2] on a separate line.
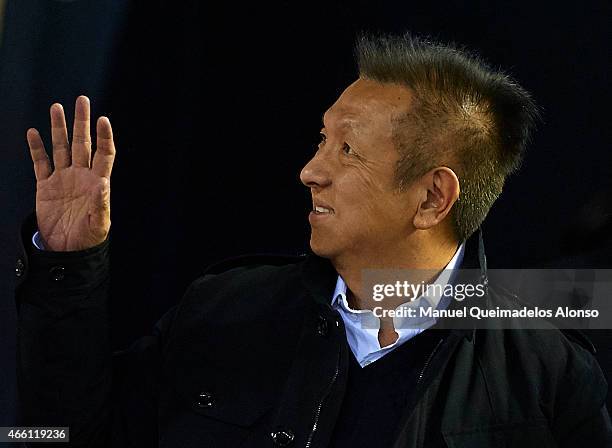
[416, 338, 444, 388]
[304, 351, 340, 448]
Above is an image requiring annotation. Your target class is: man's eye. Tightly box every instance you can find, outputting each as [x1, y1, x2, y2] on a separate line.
[342, 143, 354, 155]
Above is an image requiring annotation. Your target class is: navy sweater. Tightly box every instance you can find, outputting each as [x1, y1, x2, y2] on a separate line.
[329, 329, 448, 447]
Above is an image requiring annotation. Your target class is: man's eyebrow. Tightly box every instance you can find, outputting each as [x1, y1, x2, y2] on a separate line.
[320, 115, 362, 131]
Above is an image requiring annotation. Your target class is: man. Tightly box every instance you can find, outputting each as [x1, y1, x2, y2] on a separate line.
[15, 34, 611, 447]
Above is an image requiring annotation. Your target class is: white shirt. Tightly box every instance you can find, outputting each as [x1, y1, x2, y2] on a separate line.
[331, 243, 465, 367]
[32, 231, 44, 250]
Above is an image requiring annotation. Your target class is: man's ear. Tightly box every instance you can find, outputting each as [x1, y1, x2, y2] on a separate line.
[413, 167, 460, 230]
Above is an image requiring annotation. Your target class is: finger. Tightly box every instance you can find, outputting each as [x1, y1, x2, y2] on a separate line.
[26, 128, 52, 181]
[50, 103, 70, 169]
[72, 95, 92, 168]
[92, 116, 116, 178]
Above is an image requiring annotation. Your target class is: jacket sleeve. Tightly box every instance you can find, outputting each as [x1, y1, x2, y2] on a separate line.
[551, 334, 612, 447]
[14, 213, 176, 447]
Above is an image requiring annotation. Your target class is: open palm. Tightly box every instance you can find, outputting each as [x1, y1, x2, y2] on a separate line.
[27, 96, 116, 251]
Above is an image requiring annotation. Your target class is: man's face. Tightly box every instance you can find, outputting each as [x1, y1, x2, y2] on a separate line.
[300, 78, 419, 260]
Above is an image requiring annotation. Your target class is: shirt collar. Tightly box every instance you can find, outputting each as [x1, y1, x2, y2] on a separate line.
[330, 243, 465, 367]
[331, 242, 465, 310]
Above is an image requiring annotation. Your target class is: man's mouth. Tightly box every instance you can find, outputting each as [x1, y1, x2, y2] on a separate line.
[313, 206, 334, 215]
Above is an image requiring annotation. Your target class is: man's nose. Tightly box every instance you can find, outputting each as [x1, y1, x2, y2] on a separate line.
[300, 152, 331, 189]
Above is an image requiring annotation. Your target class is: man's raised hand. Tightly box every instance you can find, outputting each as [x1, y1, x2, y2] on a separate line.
[27, 96, 116, 251]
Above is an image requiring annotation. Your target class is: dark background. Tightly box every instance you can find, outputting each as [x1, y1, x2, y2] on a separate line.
[1, 0, 610, 431]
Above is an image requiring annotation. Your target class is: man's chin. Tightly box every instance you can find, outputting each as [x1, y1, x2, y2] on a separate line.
[308, 236, 338, 259]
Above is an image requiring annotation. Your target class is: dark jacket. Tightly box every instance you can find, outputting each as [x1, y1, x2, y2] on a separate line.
[14, 215, 612, 447]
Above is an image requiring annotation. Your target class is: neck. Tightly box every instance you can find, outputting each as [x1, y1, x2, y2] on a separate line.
[332, 232, 459, 311]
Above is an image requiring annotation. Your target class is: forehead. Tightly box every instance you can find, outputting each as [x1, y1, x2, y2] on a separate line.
[323, 78, 413, 130]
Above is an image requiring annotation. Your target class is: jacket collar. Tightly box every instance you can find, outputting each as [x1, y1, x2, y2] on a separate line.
[460, 227, 488, 277]
[446, 228, 488, 342]
[299, 248, 339, 308]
